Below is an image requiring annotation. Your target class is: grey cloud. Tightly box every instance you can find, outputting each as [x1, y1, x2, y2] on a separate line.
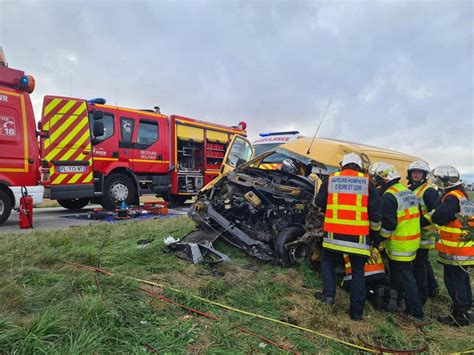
[1, 0, 472, 178]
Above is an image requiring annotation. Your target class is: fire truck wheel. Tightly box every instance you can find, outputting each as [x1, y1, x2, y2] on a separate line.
[274, 226, 307, 267]
[57, 198, 90, 210]
[101, 173, 136, 211]
[0, 190, 13, 225]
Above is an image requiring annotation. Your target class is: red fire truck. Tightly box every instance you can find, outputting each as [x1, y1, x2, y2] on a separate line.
[39, 97, 247, 210]
[0, 49, 44, 224]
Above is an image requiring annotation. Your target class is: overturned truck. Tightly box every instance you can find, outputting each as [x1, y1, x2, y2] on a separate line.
[178, 136, 423, 266]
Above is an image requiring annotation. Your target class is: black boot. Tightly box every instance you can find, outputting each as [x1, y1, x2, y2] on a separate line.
[374, 286, 385, 310]
[314, 291, 335, 305]
[384, 289, 398, 313]
[437, 313, 472, 327]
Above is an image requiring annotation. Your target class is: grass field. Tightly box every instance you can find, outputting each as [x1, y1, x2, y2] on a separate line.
[1, 216, 473, 354]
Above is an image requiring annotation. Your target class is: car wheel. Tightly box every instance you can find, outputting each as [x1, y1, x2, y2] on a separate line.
[274, 226, 307, 266]
[58, 198, 90, 210]
[100, 173, 136, 211]
[0, 190, 13, 225]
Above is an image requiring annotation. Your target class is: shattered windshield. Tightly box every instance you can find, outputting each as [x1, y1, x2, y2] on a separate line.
[253, 143, 280, 157]
[239, 147, 337, 177]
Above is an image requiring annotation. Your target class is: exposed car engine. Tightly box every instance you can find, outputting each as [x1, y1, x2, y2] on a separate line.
[186, 167, 325, 265]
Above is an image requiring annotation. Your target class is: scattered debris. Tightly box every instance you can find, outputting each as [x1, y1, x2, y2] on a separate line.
[166, 230, 231, 264]
[164, 236, 180, 245]
[87, 201, 169, 221]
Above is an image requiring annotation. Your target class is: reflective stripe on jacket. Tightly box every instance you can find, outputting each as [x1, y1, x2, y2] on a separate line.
[413, 183, 435, 249]
[436, 190, 474, 266]
[323, 169, 371, 257]
[382, 183, 421, 262]
[343, 249, 385, 282]
[323, 170, 370, 235]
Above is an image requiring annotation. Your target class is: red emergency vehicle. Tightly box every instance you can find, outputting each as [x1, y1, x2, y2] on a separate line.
[0, 49, 43, 224]
[39, 97, 246, 210]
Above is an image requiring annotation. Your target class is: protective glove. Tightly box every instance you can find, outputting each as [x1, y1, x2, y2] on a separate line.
[370, 229, 381, 249]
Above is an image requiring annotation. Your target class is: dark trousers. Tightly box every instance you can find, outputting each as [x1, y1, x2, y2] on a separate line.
[413, 249, 439, 304]
[443, 264, 472, 316]
[321, 249, 367, 316]
[388, 259, 424, 318]
[426, 258, 438, 296]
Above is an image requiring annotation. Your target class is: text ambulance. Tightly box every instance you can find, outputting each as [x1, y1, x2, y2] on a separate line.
[252, 131, 303, 169]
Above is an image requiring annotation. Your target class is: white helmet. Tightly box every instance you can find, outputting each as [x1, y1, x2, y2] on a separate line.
[341, 152, 363, 169]
[369, 162, 401, 182]
[408, 160, 430, 174]
[430, 165, 463, 190]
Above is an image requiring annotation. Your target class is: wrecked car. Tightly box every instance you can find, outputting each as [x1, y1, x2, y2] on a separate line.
[179, 136, 423, 266]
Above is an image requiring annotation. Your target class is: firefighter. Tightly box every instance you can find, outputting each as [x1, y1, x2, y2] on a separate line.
[341, 248, 398, 312]
[407, 160, 440, 303]
[369, 162, 424, 320]
[315, 153, 381, 320]
[430, 165, 473, 326]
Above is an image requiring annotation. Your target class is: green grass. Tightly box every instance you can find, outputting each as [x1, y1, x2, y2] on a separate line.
[0, 216, 473, 354]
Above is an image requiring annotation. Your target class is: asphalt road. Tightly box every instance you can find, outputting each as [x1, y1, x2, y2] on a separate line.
[0, 205, 190, 233]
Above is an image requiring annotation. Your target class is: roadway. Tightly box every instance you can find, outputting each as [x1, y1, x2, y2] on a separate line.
[0, 204, 190, 233]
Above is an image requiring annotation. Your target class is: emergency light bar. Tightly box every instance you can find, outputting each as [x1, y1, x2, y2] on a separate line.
[19, 75, 36, 93]
[259, 131, 300, 137]
[88, 98, 107, 105]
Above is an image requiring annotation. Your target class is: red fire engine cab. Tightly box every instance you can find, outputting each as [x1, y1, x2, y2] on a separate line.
[0, 48, 43, 224]
[39, 97, 246, 210]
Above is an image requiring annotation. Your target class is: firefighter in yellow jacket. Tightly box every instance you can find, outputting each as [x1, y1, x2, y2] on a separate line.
[369, 162, 424, 320]
[315, 153, 381, 321]
[407, 160, 440, 303]
[431, 165, 473, 326]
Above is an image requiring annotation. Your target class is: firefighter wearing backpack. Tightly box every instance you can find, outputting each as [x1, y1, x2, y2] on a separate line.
[407, 160, 440, 304]
[315, 153, 381, 321]
[369, 162, 424, 320]
[431, 165, 473, 326]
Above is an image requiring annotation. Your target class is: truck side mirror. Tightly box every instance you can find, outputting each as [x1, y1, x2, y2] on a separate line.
[93, 120, 105, 137]
[93, 110, 104, 120]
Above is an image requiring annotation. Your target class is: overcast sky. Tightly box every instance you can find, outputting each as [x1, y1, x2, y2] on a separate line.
[1, 0, 473, 179]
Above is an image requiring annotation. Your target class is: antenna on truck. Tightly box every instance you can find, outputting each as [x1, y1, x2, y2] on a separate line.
[306, 98, 332, 155]
[0, 47, 8, 67]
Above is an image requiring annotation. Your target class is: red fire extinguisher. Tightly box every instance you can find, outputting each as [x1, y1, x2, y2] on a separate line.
[19, 186, 33, 229]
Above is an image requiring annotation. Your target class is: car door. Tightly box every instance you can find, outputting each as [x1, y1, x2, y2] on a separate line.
[132, 118, 167, 174]
[118, 115, 137, 169]
[220, 135, 254, 175]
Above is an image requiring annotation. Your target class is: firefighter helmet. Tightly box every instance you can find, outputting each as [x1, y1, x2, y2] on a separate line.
[369, 162, 401, 182]
[430, 165, 463, 190]
[341, 153, 363, 170]
[407, 160, 430, 181]
[408, 160, 430, 174]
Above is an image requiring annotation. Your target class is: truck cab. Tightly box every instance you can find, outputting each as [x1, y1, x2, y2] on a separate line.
[0, 49, 43, 224]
